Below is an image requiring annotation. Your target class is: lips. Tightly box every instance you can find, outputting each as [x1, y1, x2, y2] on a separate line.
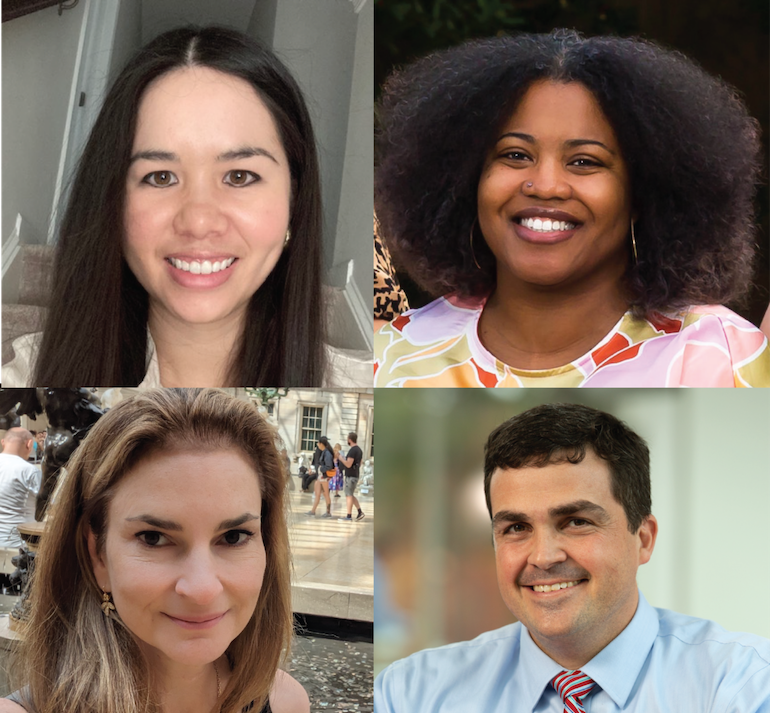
[165, 256, 238, 289]
[165, 611, 227, 630]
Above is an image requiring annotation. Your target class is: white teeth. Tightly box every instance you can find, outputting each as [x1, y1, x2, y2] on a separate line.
[169, 257, 235, 274]
[532, 580, 581, 593]
[520, 217, 576, 232]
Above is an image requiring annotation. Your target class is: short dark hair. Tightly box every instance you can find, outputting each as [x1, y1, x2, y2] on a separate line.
[376, 30, 761, 316]
[483, 403, 650, 532]
[35, 26, 324, 386]
[347, 432, 358, 443]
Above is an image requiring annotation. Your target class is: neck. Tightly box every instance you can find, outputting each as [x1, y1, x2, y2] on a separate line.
[478, 269, 630, 370]
[148, 653, 224, 713]
[149, 304, 244, 387]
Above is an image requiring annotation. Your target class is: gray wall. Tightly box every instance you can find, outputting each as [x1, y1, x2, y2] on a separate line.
[2, 1, 89, 245]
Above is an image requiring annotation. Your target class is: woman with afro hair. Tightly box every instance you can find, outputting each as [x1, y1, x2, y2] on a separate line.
[374, 30, 770, 387]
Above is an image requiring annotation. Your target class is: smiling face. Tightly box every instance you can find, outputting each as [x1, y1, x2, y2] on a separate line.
[489, 449, 656, 668]
[477, 80, 632, 290]
[124, 66, 292, 330]
[88, 448, 265, 668]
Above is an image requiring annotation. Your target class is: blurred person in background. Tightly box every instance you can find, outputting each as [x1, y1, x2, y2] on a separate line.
[306, 437, 334, 519]
[337, 433, 364, 523]
[375, 403, 770, 711]
[0, 428, 40, 548]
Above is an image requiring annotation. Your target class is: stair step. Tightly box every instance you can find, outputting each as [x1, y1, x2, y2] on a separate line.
[17, 245, 54, 307]
[1, 303, 46, 364]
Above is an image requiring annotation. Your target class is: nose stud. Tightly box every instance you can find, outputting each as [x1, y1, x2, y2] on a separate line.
[526, 182, 534, 188]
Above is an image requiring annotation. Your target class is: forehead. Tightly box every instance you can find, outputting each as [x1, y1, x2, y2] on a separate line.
[133, 66, 284, 153]
[489, 450, 619, 517]
[108, 447, 262, 517]
[501, 79, 619, 145]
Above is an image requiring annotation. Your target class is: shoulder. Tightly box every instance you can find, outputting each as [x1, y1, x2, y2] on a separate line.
[379, 295, 485, 342]
[376, 623, 522, 707]
[1, 332, 42, 387]
[374, 295, 487, 386]
[269, 670, 309, 713]
[655, 607, 770, 659]
[0, 701, 27, 713]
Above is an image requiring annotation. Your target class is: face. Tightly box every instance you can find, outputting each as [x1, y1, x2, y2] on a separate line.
[124, 66, 292, 330]
[317, 441, 325, 451]
[477, 80, 632, 289]
[489, 450, 656, 663]
[89, 448, 265, 668]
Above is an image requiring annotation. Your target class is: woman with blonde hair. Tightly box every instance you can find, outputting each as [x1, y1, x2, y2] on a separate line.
[1, 389, 308, 713]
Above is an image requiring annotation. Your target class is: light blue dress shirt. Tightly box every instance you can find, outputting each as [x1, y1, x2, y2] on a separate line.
[375, 592, 770, 712]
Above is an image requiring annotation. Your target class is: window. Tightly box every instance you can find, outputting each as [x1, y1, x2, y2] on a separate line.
[300, 406, 324, 451]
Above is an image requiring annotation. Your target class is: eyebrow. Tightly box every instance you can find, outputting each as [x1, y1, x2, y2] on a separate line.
[129, 146, 279, 165]
[125, 512, 261, 531]
[492, 500, 609, 527]
[496, 132, 616, 155]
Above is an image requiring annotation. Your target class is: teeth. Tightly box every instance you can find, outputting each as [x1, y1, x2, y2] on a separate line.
[520, 217, 576, 232]
[532, 580, 581, 593]
[169, 257, 235, 274]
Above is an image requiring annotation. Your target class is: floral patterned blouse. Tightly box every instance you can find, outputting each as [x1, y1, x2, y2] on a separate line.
[374, 295, 770, 387]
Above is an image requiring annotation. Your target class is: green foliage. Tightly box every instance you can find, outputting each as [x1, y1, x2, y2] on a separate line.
[375, 0, 640, 91]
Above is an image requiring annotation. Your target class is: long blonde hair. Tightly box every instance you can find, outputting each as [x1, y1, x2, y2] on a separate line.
[15, 389, 292, 713]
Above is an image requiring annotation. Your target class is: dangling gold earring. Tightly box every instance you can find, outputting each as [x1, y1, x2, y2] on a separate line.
[284, 229, 291, 247]
[101, 587, 116, 618]
[630, 221, 638, 265]
[469, 219, 482, 270]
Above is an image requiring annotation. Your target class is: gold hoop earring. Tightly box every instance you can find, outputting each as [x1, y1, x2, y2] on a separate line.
[469, 219, 482, 270]
[101, 588, 116, 618]
[284, 229, 291, 247]
[630, 221, 638, 265]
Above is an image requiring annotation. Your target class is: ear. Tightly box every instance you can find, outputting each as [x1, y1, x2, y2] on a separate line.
[637, 514, 658, 566]
[87, 527, 110, 591]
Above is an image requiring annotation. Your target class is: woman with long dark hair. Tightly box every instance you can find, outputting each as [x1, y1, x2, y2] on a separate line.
[3, 26, 366, 387]
[374, 31, 770, 387]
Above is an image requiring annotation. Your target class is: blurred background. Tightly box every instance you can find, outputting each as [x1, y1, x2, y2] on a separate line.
[374, 0, 769, 328]
[374, 388, 770, 675]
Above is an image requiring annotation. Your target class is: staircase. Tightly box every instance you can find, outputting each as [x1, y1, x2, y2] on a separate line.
[2, 245, 53, 364]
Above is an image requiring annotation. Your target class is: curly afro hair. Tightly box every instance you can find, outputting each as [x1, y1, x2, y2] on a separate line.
[375, 30, 763, 316]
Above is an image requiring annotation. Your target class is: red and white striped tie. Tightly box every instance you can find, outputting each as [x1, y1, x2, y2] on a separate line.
[551, 670, 596, 713]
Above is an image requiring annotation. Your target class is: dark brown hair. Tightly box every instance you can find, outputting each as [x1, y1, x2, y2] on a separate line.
[35, 26, 325, 386]
[483, 403, 651, 532]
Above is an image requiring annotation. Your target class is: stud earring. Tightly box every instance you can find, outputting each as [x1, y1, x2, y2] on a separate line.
[469, 219, 482, 270]
[284, 229, 291, 247]
[101, 587, 116, 618]
[630, 221, 638, 265]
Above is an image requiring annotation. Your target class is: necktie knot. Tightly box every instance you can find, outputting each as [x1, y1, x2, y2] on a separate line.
[551, 670, 596, 713]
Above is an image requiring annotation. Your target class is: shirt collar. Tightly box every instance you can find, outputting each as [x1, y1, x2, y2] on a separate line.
[515, 590, 659, 710]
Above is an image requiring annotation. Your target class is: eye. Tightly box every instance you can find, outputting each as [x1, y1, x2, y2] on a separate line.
[568, 518, 590, 527]
[569, 157, 602, 168]
[500, 150, 531, 162]
[224, 170, 259, 187]
[220, 529, 254, 546]
[137, 531, 170, 547]
[141, 171, 178, 187]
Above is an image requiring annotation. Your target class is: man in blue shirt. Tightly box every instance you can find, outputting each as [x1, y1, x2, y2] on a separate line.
[375, 404, 770, 712]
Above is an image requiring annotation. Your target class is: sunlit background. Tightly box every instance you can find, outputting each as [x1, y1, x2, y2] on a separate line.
[374, 388, 770, 675]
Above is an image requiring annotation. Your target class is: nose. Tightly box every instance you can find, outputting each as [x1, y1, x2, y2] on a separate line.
[526, 528, 567, 571]
[172, 183, 228, 239]
[521, 157, 571, 200]
[175, 548, 224, 604]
